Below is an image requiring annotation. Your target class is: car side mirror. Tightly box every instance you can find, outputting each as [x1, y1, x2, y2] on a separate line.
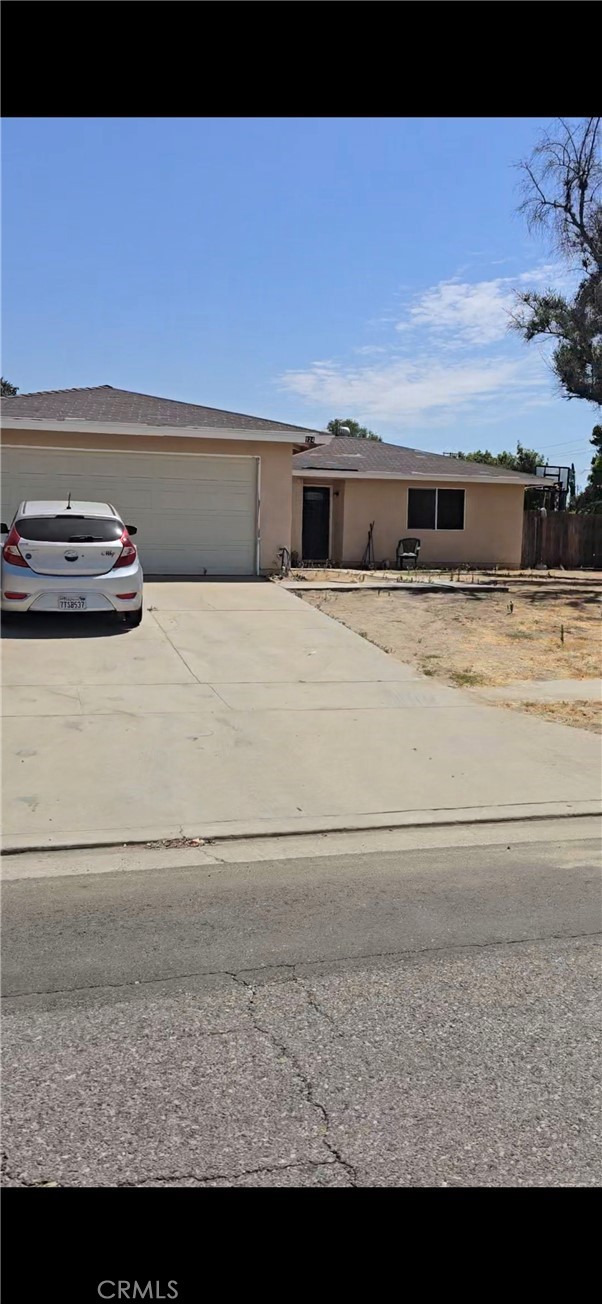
[126, 525, 138, 536]
[0, 523, 9, 534]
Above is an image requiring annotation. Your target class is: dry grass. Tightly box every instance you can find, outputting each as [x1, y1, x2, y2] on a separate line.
[514, 701, 602, 733]
[301, 583, 602, 688]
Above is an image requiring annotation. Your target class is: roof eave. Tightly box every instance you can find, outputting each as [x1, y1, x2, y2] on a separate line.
[1, 417, 303, 443]
[292, 467, 544, 486]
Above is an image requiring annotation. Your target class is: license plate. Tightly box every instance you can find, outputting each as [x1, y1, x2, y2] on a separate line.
[58, 597, 87, 611]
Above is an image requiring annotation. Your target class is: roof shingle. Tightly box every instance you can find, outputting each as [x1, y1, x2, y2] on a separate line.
[1, 385, 323, 438]
[293, 436, 543, 484]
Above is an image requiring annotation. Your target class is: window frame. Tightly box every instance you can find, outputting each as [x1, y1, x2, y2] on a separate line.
[407, 487, 465, 532]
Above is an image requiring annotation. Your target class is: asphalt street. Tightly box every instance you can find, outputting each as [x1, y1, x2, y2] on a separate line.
[2, 832, 601, 1187]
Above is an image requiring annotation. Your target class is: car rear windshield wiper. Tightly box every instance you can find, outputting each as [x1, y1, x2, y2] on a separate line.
[67, 535, 105, 542]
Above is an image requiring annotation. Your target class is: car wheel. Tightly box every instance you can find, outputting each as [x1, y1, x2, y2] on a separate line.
[124, 602, 143, 628]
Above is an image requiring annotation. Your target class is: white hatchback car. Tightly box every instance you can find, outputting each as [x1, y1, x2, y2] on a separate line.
[1, 499, 143, 625]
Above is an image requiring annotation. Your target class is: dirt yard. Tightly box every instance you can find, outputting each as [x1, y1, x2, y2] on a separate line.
[301, 581, 602, 732]
[517, 700, 602, 733]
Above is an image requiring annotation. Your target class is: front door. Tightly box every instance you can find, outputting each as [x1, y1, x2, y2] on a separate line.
[302, 486, 330, 561]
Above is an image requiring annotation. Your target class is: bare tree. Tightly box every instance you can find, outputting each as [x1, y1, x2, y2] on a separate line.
[511, 117, 601, 408]
[517, 117, 601, 272]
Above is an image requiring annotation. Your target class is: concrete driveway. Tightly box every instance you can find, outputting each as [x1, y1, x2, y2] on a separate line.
[2, 581, 600, 849]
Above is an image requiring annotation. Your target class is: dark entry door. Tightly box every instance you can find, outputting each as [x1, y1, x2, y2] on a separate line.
[302, 487, 330, 561]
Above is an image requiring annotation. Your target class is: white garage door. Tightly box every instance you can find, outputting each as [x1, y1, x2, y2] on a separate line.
[1, 447, 259, 575]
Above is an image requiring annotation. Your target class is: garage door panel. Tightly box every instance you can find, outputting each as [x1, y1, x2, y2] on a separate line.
[134, 516, 255, 549]
[150, 484, 254, 513]
[142, 546, 253, 575]
[1, 449, 258, 575]
[125, 457, 255, 484]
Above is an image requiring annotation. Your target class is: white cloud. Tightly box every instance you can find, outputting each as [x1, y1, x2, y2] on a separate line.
[281, 352, 547, 429]
[516, 262, 566, 286]
[279, 260, 567, 429]
[404, 277, 515, 344]
[395, 262, 568, 348]
[353, 344, 389, 356]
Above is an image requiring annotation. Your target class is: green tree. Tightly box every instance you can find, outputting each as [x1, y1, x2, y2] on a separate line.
[451, 448, 498, 466]
[327, 417, 382, 441]
[451, 442, 545, 474]
[510, 117, 602, 408]
[574, 424, 602, 513]
[569, 462, 577, 505]
[0, 378, 18, 396]
[451, 443, 546, 508]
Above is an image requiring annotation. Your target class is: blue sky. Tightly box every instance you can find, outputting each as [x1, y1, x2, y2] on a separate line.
[2, 117, 596, 488]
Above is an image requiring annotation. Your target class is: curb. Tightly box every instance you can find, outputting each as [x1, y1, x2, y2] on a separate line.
[2, 802, 600, 857]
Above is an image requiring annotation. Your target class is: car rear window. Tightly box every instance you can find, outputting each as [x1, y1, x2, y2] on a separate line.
[15, 517, 124, 543]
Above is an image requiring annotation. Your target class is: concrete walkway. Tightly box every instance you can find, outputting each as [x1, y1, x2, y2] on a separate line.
[474, 679, 601, 703]
[2, 581, 600, 850]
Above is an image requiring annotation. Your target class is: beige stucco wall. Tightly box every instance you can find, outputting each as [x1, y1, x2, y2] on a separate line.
[332, 481, 346, 563]
[1, 429, 293, 572]
[296, 476, 526, 568]
[291, 477, 303, 560]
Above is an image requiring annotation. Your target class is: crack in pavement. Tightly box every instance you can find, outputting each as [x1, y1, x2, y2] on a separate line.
[4, 929, 600, 1002]
[229, 971, 359, 1188]
[4, 1160, 349, 1189]
[114, 1157, 344, 1188]
[304, 987, 338, 1026]
[3, 975, 361, 1191]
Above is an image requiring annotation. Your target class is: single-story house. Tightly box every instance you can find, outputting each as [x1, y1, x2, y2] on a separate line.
[1, 384, 542, 574]
[292, 436, 543, 569]
[0, 385, 324, 575]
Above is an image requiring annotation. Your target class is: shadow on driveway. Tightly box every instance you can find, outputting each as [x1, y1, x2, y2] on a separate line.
[1, 613, 131, 640]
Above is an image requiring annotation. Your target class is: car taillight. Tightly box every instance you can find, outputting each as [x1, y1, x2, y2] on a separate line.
[2, 526, 30, 569]
[113, 530, 137, 569]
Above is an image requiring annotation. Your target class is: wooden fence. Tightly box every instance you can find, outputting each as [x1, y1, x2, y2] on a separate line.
[521, 510, 602, 569]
